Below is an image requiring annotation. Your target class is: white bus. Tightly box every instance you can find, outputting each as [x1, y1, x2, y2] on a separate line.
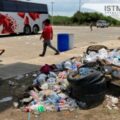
[0, 0, 48, 35]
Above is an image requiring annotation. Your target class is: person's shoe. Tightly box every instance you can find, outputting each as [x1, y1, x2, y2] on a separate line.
[0, 49, 5, 55]
[54, 52, 60, 55]
[39, 54, 45, 57]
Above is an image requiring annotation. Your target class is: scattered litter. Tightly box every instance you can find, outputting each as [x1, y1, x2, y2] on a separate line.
[0, 96, 13, 103]
[8, 80, 18, 87]
[25, 74, 29, 77]
[105, 95, 119, 110]
[32, 73, 37, 77]
[12, 46, 120, 114]
[15, 75, 24, 80]
[84, 48, 120, 66]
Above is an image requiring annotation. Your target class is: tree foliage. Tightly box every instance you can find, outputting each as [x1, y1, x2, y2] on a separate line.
[50, 11, 120, 26]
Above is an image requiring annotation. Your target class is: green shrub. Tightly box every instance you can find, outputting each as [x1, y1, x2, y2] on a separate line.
[49, 12, 120, 26]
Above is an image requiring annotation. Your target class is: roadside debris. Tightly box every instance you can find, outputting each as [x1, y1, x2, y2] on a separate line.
[15, 75, 24, 80]
[105, 95, 119, 110]
[0, 96, 13, 103]
[11, 45, 120, 113]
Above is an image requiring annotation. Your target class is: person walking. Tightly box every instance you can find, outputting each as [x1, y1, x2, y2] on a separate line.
[39, 19, 60, 57]
[90, 22, 93, 31]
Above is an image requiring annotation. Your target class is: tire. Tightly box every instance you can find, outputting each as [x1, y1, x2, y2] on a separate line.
[68, 76, 106, 96]
[24, 25, 31, 35]
[76, 92, 105, 109]
[67, 68, 104, 86]
[84, 78, 107, 94]
[33, 25, 39, 34]
[67, 68, 107, 106]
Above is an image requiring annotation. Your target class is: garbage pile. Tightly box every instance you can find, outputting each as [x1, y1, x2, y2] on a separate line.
[13, 57, 82, 112]
[84, 47, 120, 66]
[13, 45, 120, 113]
[84, 46, 120, 79]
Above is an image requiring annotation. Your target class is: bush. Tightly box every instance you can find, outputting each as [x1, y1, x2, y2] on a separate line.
[49, 12, 120, 26]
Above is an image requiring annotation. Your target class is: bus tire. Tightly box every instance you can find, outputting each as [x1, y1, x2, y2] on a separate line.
[33, 25, 39, 34]
[24, 25, 31, 35]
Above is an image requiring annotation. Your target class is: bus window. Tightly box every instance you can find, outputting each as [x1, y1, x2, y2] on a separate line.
[28, 3, 37, 12]
[27, 3, 48, 13]
[16, 2, 28, 12]
[3, 1, 17, 12]
[0, 1, 3, 11]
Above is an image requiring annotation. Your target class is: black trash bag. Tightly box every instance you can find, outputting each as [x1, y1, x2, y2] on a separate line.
[67, 67, 107, 109]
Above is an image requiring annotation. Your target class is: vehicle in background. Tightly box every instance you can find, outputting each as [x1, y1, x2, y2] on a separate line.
[0, 0, 48, 35]
[96, 20, 109, 28]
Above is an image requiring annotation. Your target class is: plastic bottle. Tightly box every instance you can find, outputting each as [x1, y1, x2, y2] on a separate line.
[36, 105, 46, 113]
[55, 104, 70, 112]
[55, 104, 61, 112]
[47, 77, 56, 89]
[79, 67, 89, 76]
[30, 90, 39, 103]
[113, 58, 120, 66]
[98, 48, 108, 59]
[47, 92, 61, 105]
[85, 51, 97, 62]
[71, 64, 77, 71]
[112, 71, 120, 79]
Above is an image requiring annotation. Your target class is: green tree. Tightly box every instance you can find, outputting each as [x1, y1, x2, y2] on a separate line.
[49, 11, 120, 26]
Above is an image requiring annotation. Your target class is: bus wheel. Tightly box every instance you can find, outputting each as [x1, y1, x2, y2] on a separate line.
[24, 25, 31, 35]
[33, 25, 39, 34]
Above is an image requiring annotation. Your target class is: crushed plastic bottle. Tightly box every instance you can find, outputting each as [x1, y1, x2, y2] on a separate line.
[47, 77, 56, 89]
[45, 92, 61, 105]
[55, 104, 70, 112]
[85, 51, 97, 62]
[71, 64, 77, 71]
[113, 57, 120, 66]
[0, 96, 13, 103]
[79, 67, 90, 76]
[112, 71, 120, 79]
[35, 105, 46, 112]
[30, 90, 39, 103]
[98, 48, 108, 59]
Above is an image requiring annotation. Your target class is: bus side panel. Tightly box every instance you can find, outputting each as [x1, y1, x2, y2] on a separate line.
[0, 12, 24, 34]
[29, 13, 48, 32]
[0, 12, 48, 35]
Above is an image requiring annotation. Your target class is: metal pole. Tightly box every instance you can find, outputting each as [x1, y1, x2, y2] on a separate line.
[79, 0, 81, 11]
[51, 1, 54, 25]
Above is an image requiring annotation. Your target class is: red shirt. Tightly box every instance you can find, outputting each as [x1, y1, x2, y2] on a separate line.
[42, 24, 53, 40]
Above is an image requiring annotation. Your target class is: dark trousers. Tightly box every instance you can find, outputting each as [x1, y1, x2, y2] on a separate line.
[41, 40, 59, 55]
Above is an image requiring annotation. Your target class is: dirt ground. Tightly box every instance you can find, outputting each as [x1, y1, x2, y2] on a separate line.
[0, 26, 120, 120]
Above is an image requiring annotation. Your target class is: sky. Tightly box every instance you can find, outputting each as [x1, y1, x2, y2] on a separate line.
[40, 0, 80, 16]
[20, 0, 80, 16]
[19, 0, 120, 17]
